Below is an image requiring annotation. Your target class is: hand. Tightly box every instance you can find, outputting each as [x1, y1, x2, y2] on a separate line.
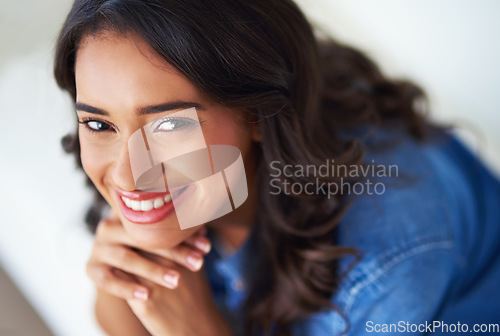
[126, 255, 233, 336]
[86, 212, 233, 336]
[86, 211, 211, 300]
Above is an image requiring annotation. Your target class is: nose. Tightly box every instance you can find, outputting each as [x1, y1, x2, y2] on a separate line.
[112, 140, 137, 191]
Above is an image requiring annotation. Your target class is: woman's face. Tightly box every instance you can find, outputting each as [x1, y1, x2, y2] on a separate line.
[75, 31, 257, 249]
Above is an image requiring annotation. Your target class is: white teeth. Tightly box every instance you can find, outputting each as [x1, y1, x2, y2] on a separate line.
[121, 195, 172, 212]
[153, 198, 164, 209]
[121, 196, 131, 208]
[141, 200, 154, 211]
[130, 200, 141, 211]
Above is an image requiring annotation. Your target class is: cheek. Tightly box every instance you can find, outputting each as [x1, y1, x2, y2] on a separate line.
[202, 115, 252, 151]
[79, 134, 114, 198]
[202, 113, 258, 176]
[79, 136, 97, 181]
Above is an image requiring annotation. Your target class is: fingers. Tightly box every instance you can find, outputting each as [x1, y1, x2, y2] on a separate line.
[95, 244, 182, 290]
[86, 263, 150, 301]
[141, 227, 211, 272]
[90, 216, 211, 301]
[183, 232, 212, 254]
[144, 243, 205, 272]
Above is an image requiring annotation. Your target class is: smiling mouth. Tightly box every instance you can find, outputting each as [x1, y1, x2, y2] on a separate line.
[115, 186, 191, 225]
[121, 194, 172, 212]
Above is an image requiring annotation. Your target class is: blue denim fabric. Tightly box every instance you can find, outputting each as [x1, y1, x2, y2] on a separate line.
[203, 126, 500, 336]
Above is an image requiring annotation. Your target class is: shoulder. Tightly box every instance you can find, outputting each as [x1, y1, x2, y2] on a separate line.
[336, 125, 463, 257]
[329, 126, 471, 326]
[296, 125, 500, 335]
[334, 123, 500, 262]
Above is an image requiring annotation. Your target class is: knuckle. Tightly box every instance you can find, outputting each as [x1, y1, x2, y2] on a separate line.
[117, 247, 135, 265]
[85, 261, 94, 277]
[143, 262, 161, 279]
[95, 268, 112, 288]
[98, 217, 111, 228]
[131, 298, 152, 313]
[96, 216, 118, 236]
[95, 222, 107, 238]
[141, 295, 156, 311]
[172, 245, 190, 261]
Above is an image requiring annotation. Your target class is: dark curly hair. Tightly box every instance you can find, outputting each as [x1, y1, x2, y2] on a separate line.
[54, 0, 437, 334]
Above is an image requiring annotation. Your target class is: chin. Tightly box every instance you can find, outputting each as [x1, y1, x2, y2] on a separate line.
[119, 216, 200, 250]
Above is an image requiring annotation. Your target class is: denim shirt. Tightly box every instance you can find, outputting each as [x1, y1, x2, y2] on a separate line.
[203, 125, 500, 336]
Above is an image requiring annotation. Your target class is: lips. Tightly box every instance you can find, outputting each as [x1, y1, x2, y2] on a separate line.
[115, 190, 176, 224]
[114, 186, 194, 225]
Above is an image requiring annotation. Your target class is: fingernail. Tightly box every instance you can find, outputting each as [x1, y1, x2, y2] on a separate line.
[133, 288, 148, 300]
[187, 254, 203, 270]
[195, 238, 211, 253]
[163, 271, 179, 288]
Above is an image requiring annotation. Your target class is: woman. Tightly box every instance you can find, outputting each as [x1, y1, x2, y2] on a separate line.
[54, 0, 500, 335]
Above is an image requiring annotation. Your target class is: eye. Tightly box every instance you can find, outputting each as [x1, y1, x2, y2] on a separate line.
[78, 118, 113, 132]
[153, 117, 196, 133]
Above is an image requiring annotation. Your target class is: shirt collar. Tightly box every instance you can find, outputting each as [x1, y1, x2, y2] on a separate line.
[208, 226, 255, 284]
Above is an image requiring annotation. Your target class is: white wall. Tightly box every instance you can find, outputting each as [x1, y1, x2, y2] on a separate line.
[0, 1, 499, 335]
[296, 0, 500, 174]
[0, 1, 106, 335]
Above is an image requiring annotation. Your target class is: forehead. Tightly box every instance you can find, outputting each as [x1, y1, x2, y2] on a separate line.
[74, 31, 203, 107]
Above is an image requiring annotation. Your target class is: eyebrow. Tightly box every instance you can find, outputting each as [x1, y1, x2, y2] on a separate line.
[75, 101, 206, 115]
